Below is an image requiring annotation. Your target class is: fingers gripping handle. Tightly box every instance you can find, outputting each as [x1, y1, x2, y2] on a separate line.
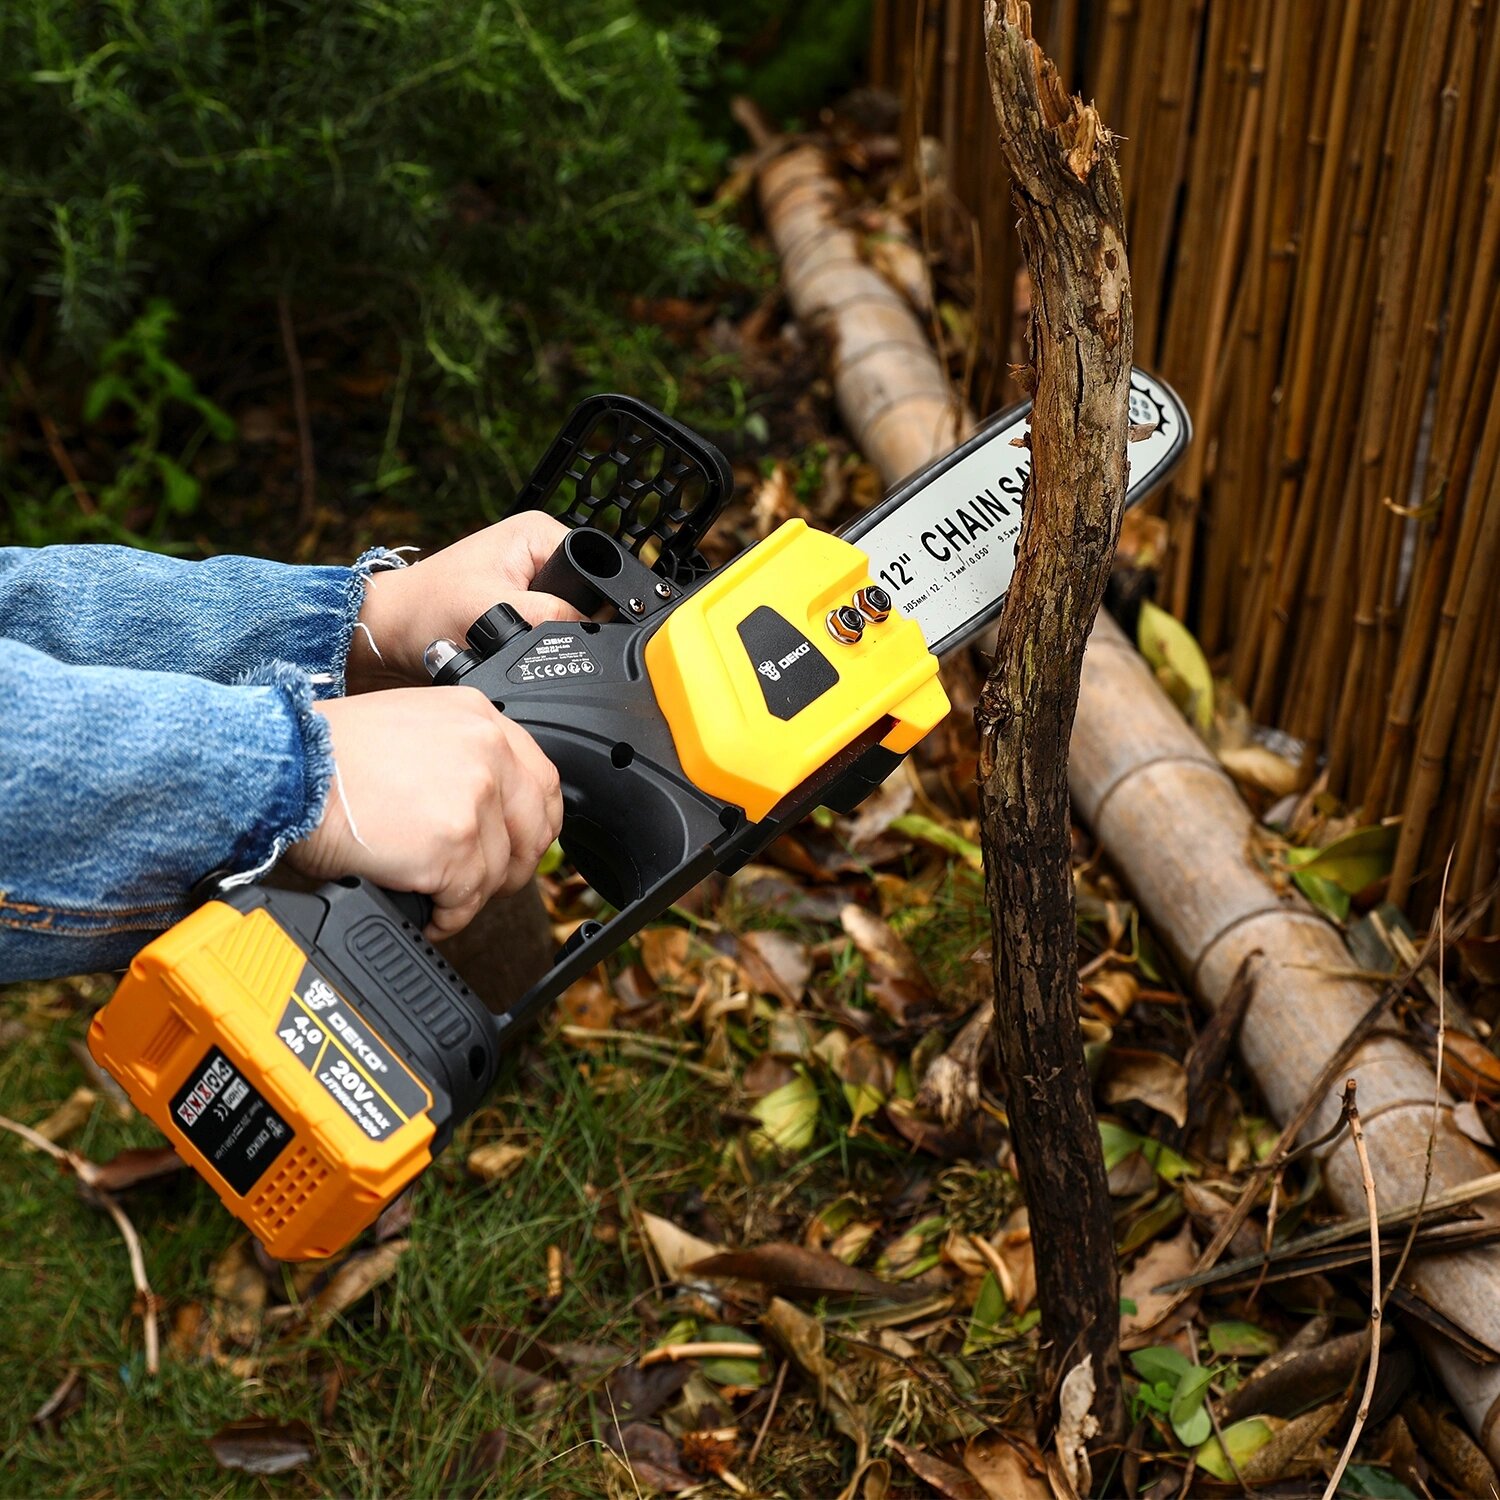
[382, 888, 434, 930]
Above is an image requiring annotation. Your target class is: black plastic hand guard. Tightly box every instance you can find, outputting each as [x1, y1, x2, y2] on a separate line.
[510, 394, 732, 588]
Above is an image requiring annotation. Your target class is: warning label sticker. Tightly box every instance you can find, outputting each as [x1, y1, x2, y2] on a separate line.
[276, 965, 430, 1142]
[506, 632, 598, 685]
[170, 1046, 293, 1196]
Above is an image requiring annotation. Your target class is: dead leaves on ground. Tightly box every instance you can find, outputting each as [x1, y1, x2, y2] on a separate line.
[206, 1417, 316, 1475]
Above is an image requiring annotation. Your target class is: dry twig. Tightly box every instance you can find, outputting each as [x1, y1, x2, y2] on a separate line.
[1322, 1081, 1381, 1499]
[277, 290, 317, 527]
[0, 1113, 160, 1375]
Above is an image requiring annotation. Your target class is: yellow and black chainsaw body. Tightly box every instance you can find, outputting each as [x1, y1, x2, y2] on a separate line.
[89, 513, 948, 1260]
[88, 374, 1190, 1260]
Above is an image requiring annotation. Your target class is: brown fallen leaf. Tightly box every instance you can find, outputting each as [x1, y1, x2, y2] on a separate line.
[209, 1238, 268, 1347]
[888, 1440, 986, 1498]
[1102, 1050, 1188, 1128]
[840, 905, 940, 1026]
[839, 773, 915, 851]
[30, 1369, 84, 1433]
[738, 929, 812, 1004]
[1218, 744, 1301, 798]
[742, 1053, 798, 1098]
[1440, 1032, 1500, 1099]
[297, 1239, 408, 1337]
[609, 1421, 696, 1493]
[688, 1243, 917, 1302]
[639, 1211, 724, 1283]
[639, 928, 694, 986]
[1085, 968, 1139, 1017]
[466, 1140, 529, 1183]
[604, 1361, 693, 1425]
[88, 1144, 185, 1192]
[1055, 1356, 1099, 1494]
[168, 1301, 212, 1362]
[762, 1297, 869, 1469]
[987, 1217, 1036, 1315]
[1458, 934, 1500, 987]
[1402, 1397, 1500, 1497]
[1119, 1222, 1198, 1349]
[443, 1428, 509, 1498]
[32, 1086, 97, 1144]
[962, 1432, 1050, 1500]
[726, 865, 854, 924]
[559, 976, 616, 1034]
[374, 1188, 414, 1243]
[884, 1098, 997, 1160]
[1238, 1399, 1341, 1485]
[1453, 1100, 1496, 1147]
[463, 1325, 563, 1408]
[207, 1418, 316, 1475]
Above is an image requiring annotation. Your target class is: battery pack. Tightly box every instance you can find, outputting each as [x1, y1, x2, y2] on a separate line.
[88, 880, 499, 1259]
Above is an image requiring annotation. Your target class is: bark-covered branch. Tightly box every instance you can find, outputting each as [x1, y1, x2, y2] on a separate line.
[976, 0, 1133, 1472]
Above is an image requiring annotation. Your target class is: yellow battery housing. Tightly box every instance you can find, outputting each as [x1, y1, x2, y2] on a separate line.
[644, 519, 949, 822]
[88, 900, 436, 1260]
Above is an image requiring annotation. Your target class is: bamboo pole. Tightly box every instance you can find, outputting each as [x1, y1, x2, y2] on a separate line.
[750, 109, 1500, 1465]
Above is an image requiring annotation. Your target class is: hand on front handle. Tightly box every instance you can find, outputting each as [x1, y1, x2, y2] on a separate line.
[285, 689, 563, 942]
[347, 512, 583, 692]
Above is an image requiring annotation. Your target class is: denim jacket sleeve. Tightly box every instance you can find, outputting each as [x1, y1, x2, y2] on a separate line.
[0, 545, 402, 981]
[0, 543, 403, 693]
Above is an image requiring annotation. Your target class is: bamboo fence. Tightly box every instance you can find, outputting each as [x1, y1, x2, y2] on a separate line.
[870, 0, 1500, 925]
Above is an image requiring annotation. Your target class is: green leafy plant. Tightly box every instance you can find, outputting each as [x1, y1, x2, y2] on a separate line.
[1128, 1345, 1227, 1447]
[79, 299, 234, 545]
[1, 0, 758, 541]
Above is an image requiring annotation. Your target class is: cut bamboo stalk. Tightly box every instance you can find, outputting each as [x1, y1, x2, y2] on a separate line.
[1070, 616, 1500, 1460]
[752, 113, 1500, 1462]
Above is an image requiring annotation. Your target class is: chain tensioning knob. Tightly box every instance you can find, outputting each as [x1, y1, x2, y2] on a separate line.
[825, 605, 866, 644]
[853, 585, 892, 623]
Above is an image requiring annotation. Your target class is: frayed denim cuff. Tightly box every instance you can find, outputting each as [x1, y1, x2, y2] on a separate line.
[317, 545, 410, 701]
[219, 660, 338, 890]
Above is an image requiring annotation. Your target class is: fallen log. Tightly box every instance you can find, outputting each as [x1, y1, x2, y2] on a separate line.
[746, 116, 1500, 1463]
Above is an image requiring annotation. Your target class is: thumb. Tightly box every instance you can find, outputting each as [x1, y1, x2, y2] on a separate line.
[513, 590, 588, 626]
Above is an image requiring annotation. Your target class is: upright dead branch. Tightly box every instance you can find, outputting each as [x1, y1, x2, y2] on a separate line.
[976, 0, 1132, 1458]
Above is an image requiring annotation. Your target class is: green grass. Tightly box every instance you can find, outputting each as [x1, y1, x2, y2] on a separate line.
[0, 980, 723, 1497]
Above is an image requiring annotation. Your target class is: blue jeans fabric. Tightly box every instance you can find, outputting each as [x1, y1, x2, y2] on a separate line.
[0, 544, 401, 980]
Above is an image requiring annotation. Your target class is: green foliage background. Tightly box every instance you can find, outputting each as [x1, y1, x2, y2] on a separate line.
[0, 0, 864, 547]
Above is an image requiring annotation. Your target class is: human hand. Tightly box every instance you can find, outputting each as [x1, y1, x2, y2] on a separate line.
[285, 688, 562, 941]
[348, 511, 582, 692]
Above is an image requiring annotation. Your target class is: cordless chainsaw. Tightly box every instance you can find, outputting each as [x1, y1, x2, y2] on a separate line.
[88, 372, 1188, 1259]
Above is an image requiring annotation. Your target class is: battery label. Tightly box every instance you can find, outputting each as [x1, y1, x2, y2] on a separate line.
[276, 964, 430, 1142]
[170, 1046, 292, 1196]
[506, 632, 598, 685]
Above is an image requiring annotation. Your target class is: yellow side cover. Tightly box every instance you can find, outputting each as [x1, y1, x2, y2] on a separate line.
[645, 519, 949, 822]
[88, 902, 434, 1260]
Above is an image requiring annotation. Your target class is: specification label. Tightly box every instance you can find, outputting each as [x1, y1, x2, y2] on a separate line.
[276, 965, 430, 1142]
[170, 1046, 292, 1195]
[507, 632, 598, 685]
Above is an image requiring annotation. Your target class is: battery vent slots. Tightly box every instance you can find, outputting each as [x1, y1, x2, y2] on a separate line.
[139, 1012, 189, 1070]
[248, 1143, 329, 1234]
[347, 917, 471, 1048]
